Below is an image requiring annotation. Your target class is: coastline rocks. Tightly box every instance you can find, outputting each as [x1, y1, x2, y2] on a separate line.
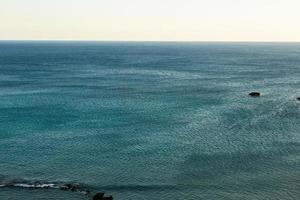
[59, 183, 113, 199]
[1, 180, 114, 199]
[93, 192, 113, 200]
[93, 193, 104, 200]
[104, 196, 113, 200]
[59, 183, 88, 193]
[249, 92, 260, 97]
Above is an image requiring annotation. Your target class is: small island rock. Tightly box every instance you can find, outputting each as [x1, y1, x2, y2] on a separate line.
[93, 193, 105, 200]
[249, 92, 260, 97]
[93, 193, 113, 200]
[60, 183, 82, 192]
[104, 196, 113, 200]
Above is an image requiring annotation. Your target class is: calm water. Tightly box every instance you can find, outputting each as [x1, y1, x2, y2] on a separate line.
[0, 42, 300, 200]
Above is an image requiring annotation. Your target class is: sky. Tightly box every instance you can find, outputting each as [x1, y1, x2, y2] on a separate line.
[1, 0, 300, 41]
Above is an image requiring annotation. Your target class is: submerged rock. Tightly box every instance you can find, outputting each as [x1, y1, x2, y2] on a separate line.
[59, 183, 112, 199]
[104, 196, 113, 200]
[297, 97, 300, 101]
[93, 192, 113, 200]
[60, 183, 82, 192]
[93, 193, 104, 200]
[249, 92, 260, 97]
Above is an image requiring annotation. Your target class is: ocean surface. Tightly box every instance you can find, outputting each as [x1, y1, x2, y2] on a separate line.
[0, 42, 299, 200]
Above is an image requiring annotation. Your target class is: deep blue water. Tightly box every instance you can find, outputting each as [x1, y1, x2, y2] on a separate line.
[0, 42, 300, 200]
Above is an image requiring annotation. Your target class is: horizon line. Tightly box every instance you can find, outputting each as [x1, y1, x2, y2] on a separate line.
[1, 39, 300, 43]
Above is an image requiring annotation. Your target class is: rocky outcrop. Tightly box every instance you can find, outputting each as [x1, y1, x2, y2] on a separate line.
[104, 196, 113, 200]
[249, 92, 260, 97]
[59, 184, 113, 199]
[59, 183, 90, 194]
[93, 192, 113, 200]
[0, 178, 113, 200]
[93, 193, 104, 200]
[60, 183, 82, 192]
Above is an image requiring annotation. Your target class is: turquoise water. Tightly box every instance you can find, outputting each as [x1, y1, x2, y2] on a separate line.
[0, 42, 300, 199]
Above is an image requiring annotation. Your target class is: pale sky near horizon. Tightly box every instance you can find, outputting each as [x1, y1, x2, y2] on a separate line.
[1, 0, 300, 41]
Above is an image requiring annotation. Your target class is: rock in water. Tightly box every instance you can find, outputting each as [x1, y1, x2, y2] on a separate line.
[249, 92, 260, 97]
[297, 97, 300, 101]
[93, 193, 105, 200]
[93, 193, 113, 200]
[60, 183, 82, 192]
[104, 196, 113, 200]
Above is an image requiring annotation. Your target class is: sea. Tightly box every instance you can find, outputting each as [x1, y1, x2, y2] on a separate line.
[0, 41, 299, 200]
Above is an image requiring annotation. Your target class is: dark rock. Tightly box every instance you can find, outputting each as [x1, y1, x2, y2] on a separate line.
[59, 184, 112, 199]
[249, 92, 260, 97]
[60, 183, 81, 192]
[60, 186, 68, 191]
[297, 97, 300, 101]
[104, 196, 113, 200]
[93, 192, 105, 200]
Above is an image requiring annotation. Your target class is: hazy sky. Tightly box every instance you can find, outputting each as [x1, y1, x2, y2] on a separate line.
[1, 0, 300, 41]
